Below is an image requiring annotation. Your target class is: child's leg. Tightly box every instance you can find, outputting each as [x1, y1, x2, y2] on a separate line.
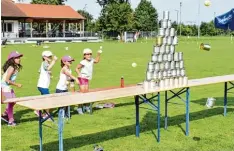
[7, 102, 16, 122]
[37, 87, 50, 115]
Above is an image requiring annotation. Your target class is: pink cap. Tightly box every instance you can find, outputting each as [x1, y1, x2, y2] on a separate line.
[61, 56, 75, 62]
[8, 51, 23, 60]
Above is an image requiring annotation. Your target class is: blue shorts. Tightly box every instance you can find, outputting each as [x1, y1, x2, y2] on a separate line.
[38, 87, 50, 95]
[56, 89, 68, 93]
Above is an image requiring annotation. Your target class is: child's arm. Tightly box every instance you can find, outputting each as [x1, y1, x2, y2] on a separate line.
[62, 68, 79, 84]
[75, 64, 83, 77]
[47, 56, 58, 71]
[5, 66, 22, 88]
[94, 51, 101, 63]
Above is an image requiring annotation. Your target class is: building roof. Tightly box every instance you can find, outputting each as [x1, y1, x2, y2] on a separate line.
[1, 0, 27, 18]
[16, 3, 85, 20]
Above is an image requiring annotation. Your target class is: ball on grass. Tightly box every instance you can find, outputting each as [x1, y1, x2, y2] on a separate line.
[132, 62, 137, 68]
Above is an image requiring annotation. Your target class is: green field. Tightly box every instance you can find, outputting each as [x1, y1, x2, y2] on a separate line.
[1, 37, 234, 151]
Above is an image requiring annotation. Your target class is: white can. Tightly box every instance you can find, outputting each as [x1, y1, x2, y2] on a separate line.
[176, 69, 181, 77]
[173, 36, 178, 45]
[158, 54, 163, 62]
[165, 29, 170, 37]
[179, 61, 184, 69]
[181, 69, 186, 76]
[165, 62, 170, 70]
[167, 20, 172, 28]
[163, 54, 168, 61]
[163, 11, 170, 20]
[183, 77, 188, 86]
[148, 62, 155, 71]
[159, 80, 165, 89]
[160, 45, 166, 54]
[153, 71, 158, 80]
[161, 20, 168, 28]
[179, 77, 183, 86]
[152, 54, 158, 62]
[174, 52, 179, 61]
[163, 70, 168, 78]
[165, 78, 169, 88]
[143, 80, 149, 90]
[163, 37, 167, 45]
[165, 45, 170, 54]
[146, 71, 153, 81]
[158, 28, 165, 36]
[174, 78, 179, 88]
[170, 61, 175, 69]
[155, 63, 160, 71]
[150, 81, 156, 89]
[178, 52, 183, 61]
[170, 28, 175, 36]
[167, 37, 172, 45]
[168, 54, 173, 61]
[160, 63, 165, 70]
[158, 71, 163, 80]
[170, 45, 175, 54]
[175, 61, 180, 69]
[154, 46, 160, 54]
[172, 69, 177, 77]
[167, 70, 172, 77]
[169, 78, 174, 87]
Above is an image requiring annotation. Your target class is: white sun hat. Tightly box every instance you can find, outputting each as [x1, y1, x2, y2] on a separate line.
[42, 50, 53, 57]
[83, 48, 92, 54]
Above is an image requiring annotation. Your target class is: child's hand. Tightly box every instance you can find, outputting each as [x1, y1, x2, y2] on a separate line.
[53, 56, 58, 61]
[98, 50, 102, 54]
[17, 84, 22, 88]
[75, 79, 80, 85]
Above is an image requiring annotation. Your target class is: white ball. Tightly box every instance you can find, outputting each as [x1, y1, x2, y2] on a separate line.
[65, 47, 69, 50]
[100, 46, 103, 49]
[204, 0, 211, 6]
[132, 62, 137, 68]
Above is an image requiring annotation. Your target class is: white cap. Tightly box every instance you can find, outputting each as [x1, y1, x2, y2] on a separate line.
[83, 48, 92, 54]
[42, 51, 53, 57]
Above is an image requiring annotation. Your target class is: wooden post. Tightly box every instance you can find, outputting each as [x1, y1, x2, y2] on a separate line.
[30, 21, 33, 38]
[63, 20, 65, 37]
[79, 22, 81, 37]
[75, 23, 78, 32]
[68, 23, 70, 31]
[23, 19, 26, 37]
[46, 20, 48, 37]
[2, 20, 5, 37]
[82, 20, 84, 37]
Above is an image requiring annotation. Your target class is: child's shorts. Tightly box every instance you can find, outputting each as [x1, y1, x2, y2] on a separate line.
[38, 87, 50, 95]
[78, 77, 89, 86]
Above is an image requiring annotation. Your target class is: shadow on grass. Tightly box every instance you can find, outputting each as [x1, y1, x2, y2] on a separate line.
[30, 106, 234, 151]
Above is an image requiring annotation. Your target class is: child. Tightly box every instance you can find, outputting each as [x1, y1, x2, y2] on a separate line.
[56, 56, 79, 117]
[75, 48, 102, 114]
[1, 51, 23, 126]
[35, 50, 57, 117]
[56, 55, 79, 93]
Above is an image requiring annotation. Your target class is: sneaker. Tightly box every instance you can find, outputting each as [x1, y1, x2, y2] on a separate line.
[1, 114, 8, 123]
[8, 121, 16, 127]
[77, 108, 84, 115]
[85, 106, 91, 113]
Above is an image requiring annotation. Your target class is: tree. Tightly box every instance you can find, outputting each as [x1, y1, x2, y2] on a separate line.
[77, 10, 94, 31]
[97, 2, 134, 38]
[97, 0, 129, 7]
[134, 0, 158, 31]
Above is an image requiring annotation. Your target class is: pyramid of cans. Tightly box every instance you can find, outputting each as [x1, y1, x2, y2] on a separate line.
[144, 11, 188, 90]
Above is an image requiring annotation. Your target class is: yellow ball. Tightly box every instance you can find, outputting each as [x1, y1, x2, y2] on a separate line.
[204, 0, 211, 6]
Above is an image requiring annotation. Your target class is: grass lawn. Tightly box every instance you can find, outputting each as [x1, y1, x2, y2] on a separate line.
[1, 37, 234, 151]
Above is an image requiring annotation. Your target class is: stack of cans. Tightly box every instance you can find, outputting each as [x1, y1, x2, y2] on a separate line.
[144, 11, 188, 90]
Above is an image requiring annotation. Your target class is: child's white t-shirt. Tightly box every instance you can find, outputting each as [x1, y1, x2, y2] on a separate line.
[79, 59, 95, 80]
[37, 61, 50, 88]
[56, 68, 71, 90]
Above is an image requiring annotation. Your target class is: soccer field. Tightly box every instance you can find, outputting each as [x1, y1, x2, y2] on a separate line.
[1, 37, 234, 151]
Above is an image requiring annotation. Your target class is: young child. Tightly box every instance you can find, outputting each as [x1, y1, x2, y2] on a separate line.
[56, 56, 79, 117]
[75, 48, 102, 114]
[1, 51, 23, 126]
[56, 55, 79, 93]
[36, 50, 57, 117]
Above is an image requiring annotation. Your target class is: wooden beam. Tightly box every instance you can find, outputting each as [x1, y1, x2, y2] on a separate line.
[82, 20, 84, 37]
[63, 20, 65, 37]
[46, 20, 48, 37]
[30, 22, 33, 38]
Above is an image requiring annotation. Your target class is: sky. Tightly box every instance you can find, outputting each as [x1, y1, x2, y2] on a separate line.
[23, 0, 234, 24]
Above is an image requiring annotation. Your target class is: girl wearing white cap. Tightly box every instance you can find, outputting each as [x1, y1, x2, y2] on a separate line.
[1, 51, 23, 126]
[35, 50, 57, 117]
[75, 48, 102, 114]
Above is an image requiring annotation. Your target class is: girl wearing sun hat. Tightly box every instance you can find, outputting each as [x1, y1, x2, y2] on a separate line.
[1, 51, 23, 126]
[75, 48, 102, 114]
